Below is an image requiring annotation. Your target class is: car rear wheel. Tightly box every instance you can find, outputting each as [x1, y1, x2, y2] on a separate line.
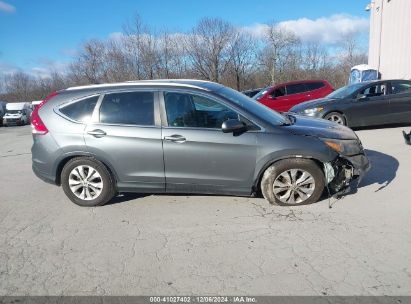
[324, 112, 346, 125]
[261, 159, 325, 206]
[61, 157, 116, 207]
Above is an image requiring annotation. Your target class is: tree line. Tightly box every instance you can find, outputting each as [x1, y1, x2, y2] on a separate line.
[0, 15, 367, 102]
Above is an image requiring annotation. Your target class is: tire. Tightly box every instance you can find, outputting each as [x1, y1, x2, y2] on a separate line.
[61, 157, 116, 207]
[324, 112, 346, 125]
[260, 159, 325, 206]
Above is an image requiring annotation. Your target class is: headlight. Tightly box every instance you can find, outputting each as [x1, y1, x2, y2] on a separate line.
[303, 107, 323, 115]
[321, 138, 363, 156]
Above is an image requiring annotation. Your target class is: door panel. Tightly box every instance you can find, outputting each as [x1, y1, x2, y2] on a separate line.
[346, 82, 391, 126]
[162, 128, 257, 194]
[261, 96, 291, 112]
[85, 124, 164, 191]
[161, 90, 258, 195]
[388, 93, 411, 123]
[84, 90, 165, 192]
[387, 81, 411, 123]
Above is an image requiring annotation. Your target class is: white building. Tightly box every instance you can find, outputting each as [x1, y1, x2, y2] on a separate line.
[368, 0, 411, 80]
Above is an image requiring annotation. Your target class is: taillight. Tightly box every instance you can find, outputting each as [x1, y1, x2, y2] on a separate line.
[31, 91, 59, 135]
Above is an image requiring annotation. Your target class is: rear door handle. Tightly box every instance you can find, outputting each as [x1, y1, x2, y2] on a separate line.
[87, 129, 106, 138]
[164, 134, 186, 143]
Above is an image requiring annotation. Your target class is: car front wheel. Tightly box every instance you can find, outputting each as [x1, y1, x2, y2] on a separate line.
[61, 157, 116, 207]
[261, 159, 325, 206]
[324, 112, 346, 125]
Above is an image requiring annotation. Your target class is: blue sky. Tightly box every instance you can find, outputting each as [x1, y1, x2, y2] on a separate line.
[0, 0, 371, 76]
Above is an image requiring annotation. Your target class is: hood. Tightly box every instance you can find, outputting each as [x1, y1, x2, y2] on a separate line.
[4, 113, 22, 117]
[284, 114, 358, 140]
[290, 97, 339, 112]
[4, 113, 23, 118]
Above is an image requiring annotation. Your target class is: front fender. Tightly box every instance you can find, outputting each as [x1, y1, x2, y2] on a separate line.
[253, 133, 337, 188]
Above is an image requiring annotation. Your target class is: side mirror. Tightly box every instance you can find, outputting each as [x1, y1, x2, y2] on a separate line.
[357, 94, 368, 100]
[267, 95, 276, 100]
[222, 119, 247, 134]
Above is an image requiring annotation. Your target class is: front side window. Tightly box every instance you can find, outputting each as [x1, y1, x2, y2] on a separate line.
[271, 86, 286, 97]
[164, 92, 238, 128]
[360, 84, 387, 98]
[327, 82, 364, 99]
[390, 81, 411, 95]
[286, 83, 307, 95]
[253, 87, 269, 100]
[60, 95, 99, 122]
[100, 91, 154, 126]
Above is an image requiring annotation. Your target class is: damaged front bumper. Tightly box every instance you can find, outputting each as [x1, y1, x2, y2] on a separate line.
[324, 152, 371, 197]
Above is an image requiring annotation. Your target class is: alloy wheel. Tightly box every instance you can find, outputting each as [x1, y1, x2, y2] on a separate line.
[273, 169, 315, 205]
[68, 165, 103, 201]
[327, 114, 344, 125]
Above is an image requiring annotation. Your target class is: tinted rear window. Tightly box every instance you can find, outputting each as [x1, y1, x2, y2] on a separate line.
[286, 83, 307, 95]
[305, 82, 325, 91]
[60, 96, 99, 122]
[100, 91, 154, 126]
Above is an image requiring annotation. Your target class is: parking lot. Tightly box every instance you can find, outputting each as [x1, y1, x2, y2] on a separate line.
[0, 124, 411, 296]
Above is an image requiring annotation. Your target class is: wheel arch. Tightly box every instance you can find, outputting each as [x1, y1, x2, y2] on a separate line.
[54, 152, 119, 186]
[252, 155, 326, 194]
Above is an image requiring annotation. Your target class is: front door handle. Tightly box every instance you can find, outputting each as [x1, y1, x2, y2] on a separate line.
[87, 129, 106, 138]
[164, 134, 186, 143]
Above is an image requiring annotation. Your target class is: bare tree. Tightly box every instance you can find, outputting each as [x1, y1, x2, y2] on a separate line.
[228, 31, 257, 91]
[263, 23, 300, 85]
[1, 14, 371, 101]
[3, 71, 34, 102]
[123, 14, 162, 80]
[69, 39, 107, 84]
[302, 42, 328, 74]
[185, 17, 235, 82]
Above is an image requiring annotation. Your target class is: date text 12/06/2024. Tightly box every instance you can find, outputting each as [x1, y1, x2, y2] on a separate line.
[149, 296, 257, 303]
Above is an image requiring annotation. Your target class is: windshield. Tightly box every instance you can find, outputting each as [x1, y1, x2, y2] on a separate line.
[217, 87, 287, 126]
[252, 87, 270, 100]
[6, 110, 22, 114]
[327, 83, 364, 99]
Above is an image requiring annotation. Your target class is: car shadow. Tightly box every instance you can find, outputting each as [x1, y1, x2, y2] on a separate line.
[105, 193, 150, 206]
[352, 122, 411, 131]
[359, 149, 399, 192]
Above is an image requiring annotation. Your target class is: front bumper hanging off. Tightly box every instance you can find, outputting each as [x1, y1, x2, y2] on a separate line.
[325, 153, 371, 197]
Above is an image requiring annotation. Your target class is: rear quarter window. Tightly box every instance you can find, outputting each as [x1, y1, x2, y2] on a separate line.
[60, 95, 99, 122]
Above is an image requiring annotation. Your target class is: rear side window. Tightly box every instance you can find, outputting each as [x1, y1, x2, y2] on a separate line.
[286, 83, 307, 95]
[390, 81, 411, 95]
[60, 95, 99, 122]
[100, 91, 154, 126]
[305, 82, 325, 91]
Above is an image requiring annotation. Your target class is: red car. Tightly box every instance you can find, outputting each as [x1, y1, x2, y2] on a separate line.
[253, 80, 334, 112]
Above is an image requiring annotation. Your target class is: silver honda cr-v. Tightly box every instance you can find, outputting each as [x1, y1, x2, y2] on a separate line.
[31, 80, 370, 207]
